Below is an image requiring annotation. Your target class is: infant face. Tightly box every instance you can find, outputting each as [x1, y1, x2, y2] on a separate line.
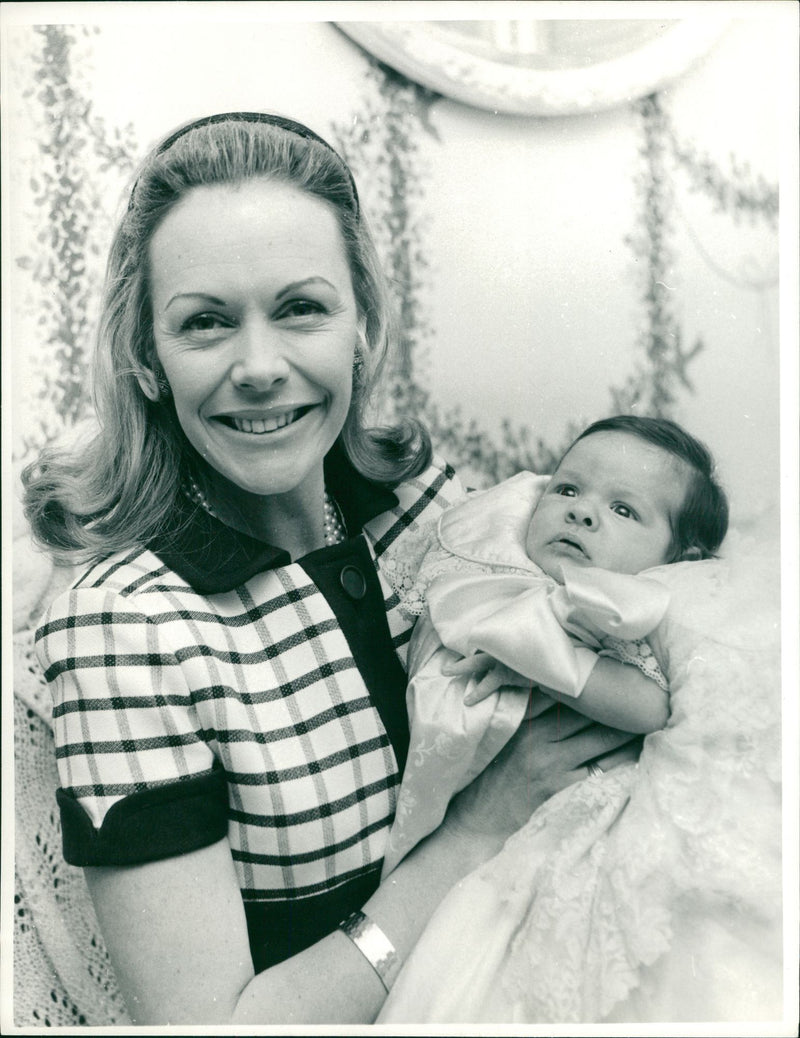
[526, 431, 689, 581]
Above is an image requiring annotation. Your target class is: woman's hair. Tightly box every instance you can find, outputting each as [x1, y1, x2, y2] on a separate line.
[23, 113, 431, 564]
[566, 414, 729, 561]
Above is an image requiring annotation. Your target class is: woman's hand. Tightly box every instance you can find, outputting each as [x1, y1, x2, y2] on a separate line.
[442, 693, 641, 849]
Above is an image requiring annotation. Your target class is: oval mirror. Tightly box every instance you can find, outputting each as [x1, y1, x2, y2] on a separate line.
[336, 17, 730, 116]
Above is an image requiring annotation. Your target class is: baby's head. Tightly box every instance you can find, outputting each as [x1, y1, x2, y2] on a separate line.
[526, 415, 729, 582]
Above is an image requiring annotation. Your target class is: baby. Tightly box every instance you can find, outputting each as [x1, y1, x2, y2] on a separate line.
[475, 412, 725, 726]
[376, 416, 783, 1025]
[381, 414, 728, 877]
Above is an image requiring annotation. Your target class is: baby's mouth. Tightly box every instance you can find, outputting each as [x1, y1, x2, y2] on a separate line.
[216, 406, 313, 434]
[554, 536, 588, 559]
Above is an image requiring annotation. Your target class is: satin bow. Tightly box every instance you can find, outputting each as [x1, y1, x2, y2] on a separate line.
[427, 566, 670, 698]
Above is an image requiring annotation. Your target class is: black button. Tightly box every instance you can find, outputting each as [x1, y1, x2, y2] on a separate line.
[340, 565, 366, 600]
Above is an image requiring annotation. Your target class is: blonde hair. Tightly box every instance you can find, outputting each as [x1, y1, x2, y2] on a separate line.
[24, 114, 431, 564]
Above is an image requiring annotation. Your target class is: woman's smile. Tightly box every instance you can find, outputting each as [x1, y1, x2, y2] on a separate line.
[212, 405, 316, 435]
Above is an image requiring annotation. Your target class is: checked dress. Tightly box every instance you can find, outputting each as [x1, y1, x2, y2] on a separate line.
[35, 448, 464, 972]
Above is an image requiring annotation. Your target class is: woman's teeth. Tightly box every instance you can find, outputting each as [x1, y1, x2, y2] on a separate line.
[231, 411, 299, 434]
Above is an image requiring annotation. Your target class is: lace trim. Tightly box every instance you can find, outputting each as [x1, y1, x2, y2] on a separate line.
[600, 636, 668, 691]
[382, 521, 523, 617]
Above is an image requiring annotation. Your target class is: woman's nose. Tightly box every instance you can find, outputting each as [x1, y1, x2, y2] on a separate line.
[230, 320, 291, 392]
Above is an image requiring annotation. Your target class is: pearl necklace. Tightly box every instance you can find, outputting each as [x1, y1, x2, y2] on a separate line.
[183, 478, 346, 547]
[323, 490, 347, 546]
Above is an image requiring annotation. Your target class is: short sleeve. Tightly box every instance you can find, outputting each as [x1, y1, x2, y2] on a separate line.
[36, 584, 227, 866]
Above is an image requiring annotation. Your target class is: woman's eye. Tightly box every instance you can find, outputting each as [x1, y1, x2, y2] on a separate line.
[181, 312, 232, 333]
[278, 299, 326, 319]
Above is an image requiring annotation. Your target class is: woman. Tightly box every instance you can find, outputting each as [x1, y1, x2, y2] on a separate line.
[23, 112, 636, 1024]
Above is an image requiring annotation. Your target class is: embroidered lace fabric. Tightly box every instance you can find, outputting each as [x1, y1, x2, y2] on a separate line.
[13, 525, 131, 1027]
[382, 520, 498, 616]
[600, 636, 668, 691]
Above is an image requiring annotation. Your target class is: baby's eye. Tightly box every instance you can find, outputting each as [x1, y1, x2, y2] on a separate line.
[181, 312, 233, 333]
[554, 484, 577, 498]
[612, 503, 638, 520]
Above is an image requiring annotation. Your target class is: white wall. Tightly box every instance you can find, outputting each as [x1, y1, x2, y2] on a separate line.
[5, 5, 791, 532]
[416, 16, 783, 527]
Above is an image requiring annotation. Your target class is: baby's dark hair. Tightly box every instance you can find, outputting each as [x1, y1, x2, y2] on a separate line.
[568, 415, 729, 562]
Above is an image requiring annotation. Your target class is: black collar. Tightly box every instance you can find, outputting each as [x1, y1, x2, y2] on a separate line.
[148, 443, 399, 594]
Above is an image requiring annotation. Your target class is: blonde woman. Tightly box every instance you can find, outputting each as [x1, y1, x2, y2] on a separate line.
[24, 113, 637, 1024]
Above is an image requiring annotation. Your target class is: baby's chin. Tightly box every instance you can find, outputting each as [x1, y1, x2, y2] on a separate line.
[529, 551, 567, 584]
[531, 547, 602, 585]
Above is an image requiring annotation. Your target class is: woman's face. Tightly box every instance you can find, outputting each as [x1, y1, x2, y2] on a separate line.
[148, 178, 360, 505]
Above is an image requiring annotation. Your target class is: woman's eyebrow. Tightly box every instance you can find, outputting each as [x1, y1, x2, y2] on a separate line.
[164, 292, 227, 311]
[275, 277, 336, 300]
[163, 278, 338, 311]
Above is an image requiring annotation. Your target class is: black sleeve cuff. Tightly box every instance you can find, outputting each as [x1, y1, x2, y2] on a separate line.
[57, 767, 229, 867]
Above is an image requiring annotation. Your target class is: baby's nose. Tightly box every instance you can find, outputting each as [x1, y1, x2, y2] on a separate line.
[567, 505, 595, 528]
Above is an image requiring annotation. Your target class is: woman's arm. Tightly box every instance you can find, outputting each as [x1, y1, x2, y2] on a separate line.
[543, 656, 669, 734]
[85, 702, 636, 1025]
[86, 825, 491, 1025]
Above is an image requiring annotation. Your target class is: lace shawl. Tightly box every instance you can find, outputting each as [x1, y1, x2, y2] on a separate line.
[13, 519, 131, 1027]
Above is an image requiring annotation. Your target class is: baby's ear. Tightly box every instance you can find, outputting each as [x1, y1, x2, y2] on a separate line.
[679, 545, 703, 562]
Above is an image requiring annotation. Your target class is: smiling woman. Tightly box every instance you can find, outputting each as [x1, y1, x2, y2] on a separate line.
[20, 112, 635, 1025]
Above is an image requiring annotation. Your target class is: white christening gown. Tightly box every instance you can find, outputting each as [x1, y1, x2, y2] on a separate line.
[379, 475, 782, 1024]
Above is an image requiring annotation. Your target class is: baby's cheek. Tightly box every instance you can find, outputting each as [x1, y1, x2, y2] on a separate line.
[524, 517, 541, 566]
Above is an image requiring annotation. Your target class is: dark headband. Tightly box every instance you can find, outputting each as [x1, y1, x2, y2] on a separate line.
[130, 111, 359, 216]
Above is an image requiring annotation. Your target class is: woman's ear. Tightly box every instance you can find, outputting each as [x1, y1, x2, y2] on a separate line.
[136, 369, 161, 402]
[136, 368, 170, 401]
[356, 317, 368, 353]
